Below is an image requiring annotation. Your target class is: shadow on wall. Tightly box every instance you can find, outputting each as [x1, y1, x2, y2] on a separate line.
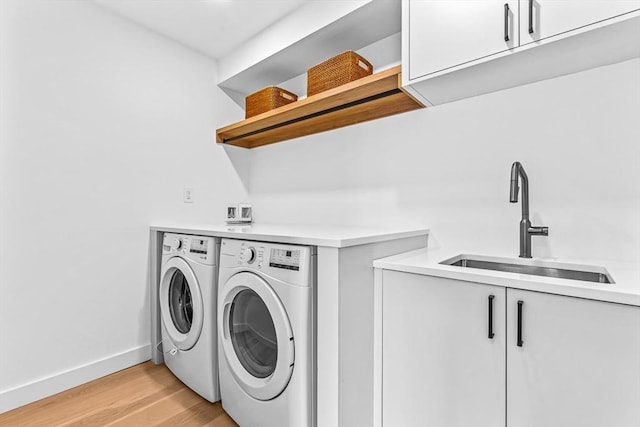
[221, 144, 252, 192]
[244, 101, 526, 195]
[242, 59, 639, 196]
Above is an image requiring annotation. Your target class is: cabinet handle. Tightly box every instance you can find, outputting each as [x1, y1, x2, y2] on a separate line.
[517, 300, 524, 347]
[488, 295, 495, 339]
[528, 0, 534, 34]
[504, 3, 510, 42]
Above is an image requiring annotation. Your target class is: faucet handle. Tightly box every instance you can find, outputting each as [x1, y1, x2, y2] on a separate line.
[528, 226, 549, 236]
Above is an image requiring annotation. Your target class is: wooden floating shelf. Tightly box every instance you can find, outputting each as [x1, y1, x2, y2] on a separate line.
[216, 66, 425, 149]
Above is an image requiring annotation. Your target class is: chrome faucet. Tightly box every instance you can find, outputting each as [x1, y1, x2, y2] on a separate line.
[509, 161, 548, 258]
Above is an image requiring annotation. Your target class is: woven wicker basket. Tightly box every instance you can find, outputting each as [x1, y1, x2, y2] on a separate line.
[245, 86, 298, 118]
[307, 51, 373, 97]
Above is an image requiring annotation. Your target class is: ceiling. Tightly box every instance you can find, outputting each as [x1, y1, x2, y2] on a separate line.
[92, 0, 309, 59]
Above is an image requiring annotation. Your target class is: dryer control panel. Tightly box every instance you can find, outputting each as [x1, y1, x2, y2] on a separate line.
[220, 239, 314, 287]
[269, 248, 301, 271]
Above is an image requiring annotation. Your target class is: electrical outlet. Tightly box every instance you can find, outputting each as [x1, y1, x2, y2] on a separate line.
[183, 187, 194, 203]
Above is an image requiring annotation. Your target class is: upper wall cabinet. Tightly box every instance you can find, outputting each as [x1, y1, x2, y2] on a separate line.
[521, 1, 640, 44]
[408, 1, 518, 79]
[402, 0, 640, 105]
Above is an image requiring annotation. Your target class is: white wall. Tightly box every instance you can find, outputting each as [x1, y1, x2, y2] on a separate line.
[0, 0, 246, 412]
[248, 58, 640, 265]
[1, 0, 638, 415]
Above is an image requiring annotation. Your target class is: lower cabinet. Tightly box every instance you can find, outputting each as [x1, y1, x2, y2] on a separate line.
[506, 289, 640, 427]
[382, 271, 506, 427]
[380, 270, 640, 427]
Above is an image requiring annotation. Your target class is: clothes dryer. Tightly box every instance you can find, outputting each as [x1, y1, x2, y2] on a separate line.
[218, 238, 315, 427]
[159, 233, 220, 402]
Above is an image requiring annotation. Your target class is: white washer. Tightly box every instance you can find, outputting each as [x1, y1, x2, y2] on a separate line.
[159, 233, 220, 402]
[218, 238, 315, 427]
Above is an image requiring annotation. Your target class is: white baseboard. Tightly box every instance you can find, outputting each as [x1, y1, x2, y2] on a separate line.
[0, 345, 151, 414]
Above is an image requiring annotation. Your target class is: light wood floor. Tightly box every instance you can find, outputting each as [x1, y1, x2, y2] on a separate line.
[0, 361, 239, 427]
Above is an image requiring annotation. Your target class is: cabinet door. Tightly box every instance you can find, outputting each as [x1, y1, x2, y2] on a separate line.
[520, 0, 640, 44]
[506, 289, 640, 426]
[408, 0, 518, 80]
[382, 271, 506, 427]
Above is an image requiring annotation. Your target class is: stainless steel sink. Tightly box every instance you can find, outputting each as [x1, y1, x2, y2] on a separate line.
[440, 255, 614, 284]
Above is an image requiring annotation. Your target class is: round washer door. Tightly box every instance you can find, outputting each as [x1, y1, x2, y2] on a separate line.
[219, 272, 294, 401]
[159, 257, 204, 351]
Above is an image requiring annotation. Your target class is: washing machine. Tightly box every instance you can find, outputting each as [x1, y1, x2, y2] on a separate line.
[218, 238, 316, 427]
[159, 233, 220, 402]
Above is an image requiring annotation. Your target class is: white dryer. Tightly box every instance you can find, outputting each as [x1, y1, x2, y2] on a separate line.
[159, 233, 220, 402]
[218, 238, 315, 427]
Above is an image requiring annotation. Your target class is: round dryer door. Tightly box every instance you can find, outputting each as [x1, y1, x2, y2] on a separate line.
[159, 257, 204, 351]
[219, 272, 294, 401]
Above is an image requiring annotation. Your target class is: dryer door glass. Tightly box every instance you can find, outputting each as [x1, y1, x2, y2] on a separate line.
[168, 270, 193, 334]
[229, 289, 277, 378]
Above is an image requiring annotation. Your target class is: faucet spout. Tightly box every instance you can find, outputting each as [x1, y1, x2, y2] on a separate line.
[510, 161, 529, 218]
[509, 162, 520, 202]
[509, 161, 546, 258]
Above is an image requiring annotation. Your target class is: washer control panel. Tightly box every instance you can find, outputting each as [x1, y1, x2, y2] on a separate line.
[162, 233, 218, 266]
[238, 242, 265, 269]
[240, 247, 257, 264]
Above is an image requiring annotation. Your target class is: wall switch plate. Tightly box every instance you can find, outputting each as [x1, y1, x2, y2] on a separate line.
[226, 205, 238, 221]
[239, 203, 252, 222]
[183, 187, 194, 203]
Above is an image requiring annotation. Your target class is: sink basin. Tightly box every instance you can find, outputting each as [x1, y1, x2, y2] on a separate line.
[440, 255, 614, 284]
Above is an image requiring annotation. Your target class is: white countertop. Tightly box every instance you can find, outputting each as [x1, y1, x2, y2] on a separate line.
[374, 247, 640, 306]
[150, 223, 429, 248]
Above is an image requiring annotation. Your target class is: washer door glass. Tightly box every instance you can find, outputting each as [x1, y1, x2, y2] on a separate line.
[229, 289, 277, 378]
[169, 270, 193, 334]
[159, 257, 204, 351]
